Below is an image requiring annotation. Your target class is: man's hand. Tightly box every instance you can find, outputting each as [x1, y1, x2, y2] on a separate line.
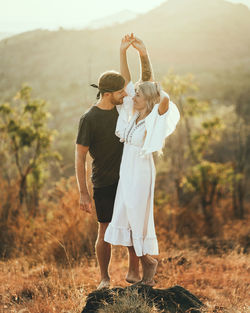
[120, 34, 134, 52]
[79, 192, 92, 214]
[130, 33, 147, 55]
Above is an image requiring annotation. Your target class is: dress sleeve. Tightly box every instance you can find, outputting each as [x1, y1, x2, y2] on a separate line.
[140, 91, 180, 156]
[115, 81, 135, 142]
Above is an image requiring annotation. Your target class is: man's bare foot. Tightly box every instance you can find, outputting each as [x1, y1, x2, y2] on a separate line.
[125, 272, 141, 284]
[141, 256, 158, 286]
[97, 279, 110, 290]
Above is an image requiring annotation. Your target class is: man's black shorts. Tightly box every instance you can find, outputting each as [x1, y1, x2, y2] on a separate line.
[93, 181, 118, 223]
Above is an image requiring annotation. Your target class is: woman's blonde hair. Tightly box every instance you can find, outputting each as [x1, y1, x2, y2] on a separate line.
[135, 81, 161, 113]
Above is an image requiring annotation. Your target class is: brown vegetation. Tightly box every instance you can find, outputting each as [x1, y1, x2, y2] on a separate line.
[0, 175, 249, 312]
[1, 28, 249, 310]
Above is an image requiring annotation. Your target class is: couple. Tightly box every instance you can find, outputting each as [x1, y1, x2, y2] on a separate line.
[75, 33, 180, 289]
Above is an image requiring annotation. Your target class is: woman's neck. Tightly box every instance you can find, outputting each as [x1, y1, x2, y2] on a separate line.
[136, 110, 149, 123]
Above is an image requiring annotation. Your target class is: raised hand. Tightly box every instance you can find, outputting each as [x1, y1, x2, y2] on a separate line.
[129, 33, 153, 81]
[120, 34, 134, 52]
[120, 34, 133, 84]
[130, 33, 147, 55]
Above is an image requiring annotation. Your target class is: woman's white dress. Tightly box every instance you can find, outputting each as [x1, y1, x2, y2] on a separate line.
[104, 81, 180, 257]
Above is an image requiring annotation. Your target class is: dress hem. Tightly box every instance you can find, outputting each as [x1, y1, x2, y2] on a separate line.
[104, 224, 159, 257]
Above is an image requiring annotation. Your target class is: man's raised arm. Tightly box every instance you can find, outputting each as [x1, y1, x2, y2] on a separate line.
[131, 34, 154, 82]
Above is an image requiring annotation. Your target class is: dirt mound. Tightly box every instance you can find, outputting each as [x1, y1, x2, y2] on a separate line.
[82, 284, 204, 313]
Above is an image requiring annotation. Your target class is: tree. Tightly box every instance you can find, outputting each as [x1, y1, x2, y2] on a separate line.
[0, 86, 62, 217]
[161, 71, 207, 207]
[160, 72, 233, 236]
[231, 89, 250, 218]
[184, 118, 232, 235]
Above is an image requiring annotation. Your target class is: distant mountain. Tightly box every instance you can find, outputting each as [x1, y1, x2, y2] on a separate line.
[0, 0, 250, 128]
[226, 0, 250, 7]
[87, 10, 138, 29]
[0, 32, 15, 41]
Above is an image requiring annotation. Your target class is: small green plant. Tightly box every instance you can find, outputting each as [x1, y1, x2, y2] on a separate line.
[98, 288, 159, 313]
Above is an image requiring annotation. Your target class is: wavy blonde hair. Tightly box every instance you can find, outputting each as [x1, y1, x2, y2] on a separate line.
[135, 81, 164, 156]
[135, 81, 161, 113]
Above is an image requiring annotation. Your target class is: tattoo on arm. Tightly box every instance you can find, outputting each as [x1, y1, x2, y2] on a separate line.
[140, 54, 152, 81]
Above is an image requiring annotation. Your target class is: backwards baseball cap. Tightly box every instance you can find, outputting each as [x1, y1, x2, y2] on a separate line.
[91, 71, 125, 99]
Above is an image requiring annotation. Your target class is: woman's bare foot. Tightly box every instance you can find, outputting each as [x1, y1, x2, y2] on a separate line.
[97, 279, 110, 290]
[125, 272, 141, 284]
[126, 246, 141, 283]
[141, 278, 156, 286]
[141, 255, 158, 286]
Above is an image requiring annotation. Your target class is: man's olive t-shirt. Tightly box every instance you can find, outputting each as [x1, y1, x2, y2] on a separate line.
[76, 105, 124, 188]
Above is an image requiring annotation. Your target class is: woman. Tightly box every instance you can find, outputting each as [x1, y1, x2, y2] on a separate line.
[104, 34, 180, 285]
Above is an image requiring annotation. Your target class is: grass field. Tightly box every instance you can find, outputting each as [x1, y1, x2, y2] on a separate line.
[1, 246, 249, 313]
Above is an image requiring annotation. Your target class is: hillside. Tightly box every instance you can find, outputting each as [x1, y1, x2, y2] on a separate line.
[88, 10, 138, 29]
[227, 0, 250, 6]
[0, 0, 250, 132]
[0, 32, 14, 41]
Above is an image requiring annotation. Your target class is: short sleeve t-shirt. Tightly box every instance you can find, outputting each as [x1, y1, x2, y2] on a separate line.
[76, 105, 124, 188]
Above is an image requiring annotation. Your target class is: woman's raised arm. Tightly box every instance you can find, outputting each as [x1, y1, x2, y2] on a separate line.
[131, 34, 154, 82]
[158, 92, 170, 115]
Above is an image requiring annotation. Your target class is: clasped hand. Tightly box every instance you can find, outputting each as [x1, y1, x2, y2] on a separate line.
[120, 33, 146, 54]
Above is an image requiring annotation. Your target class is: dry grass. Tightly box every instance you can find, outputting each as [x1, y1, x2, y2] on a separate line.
[0, 175, 249, 312]
[0, 247, 249, 313]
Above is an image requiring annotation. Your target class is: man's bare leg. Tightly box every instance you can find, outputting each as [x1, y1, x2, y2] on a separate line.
[95, 222, 111, 289]
[126, 246, 141, 283]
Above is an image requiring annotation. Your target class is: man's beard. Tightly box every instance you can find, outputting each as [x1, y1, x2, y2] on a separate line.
[110, 95, 123, 106]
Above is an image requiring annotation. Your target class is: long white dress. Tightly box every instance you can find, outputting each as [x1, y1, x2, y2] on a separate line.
[104, 81, 180, 257]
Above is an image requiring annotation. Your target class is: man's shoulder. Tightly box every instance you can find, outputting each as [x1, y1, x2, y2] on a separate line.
[80, 106, 97, 121]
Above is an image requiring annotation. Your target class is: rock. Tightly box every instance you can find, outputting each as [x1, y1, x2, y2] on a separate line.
[82, 284, 205, 313]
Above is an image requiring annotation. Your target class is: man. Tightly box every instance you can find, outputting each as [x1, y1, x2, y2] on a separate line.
[75, 34, 154, 289]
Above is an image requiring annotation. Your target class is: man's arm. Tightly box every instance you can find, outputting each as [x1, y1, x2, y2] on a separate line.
[75, 144, 92, 213]
[131, 34, 154, 82]
[120, 35, 133, 86]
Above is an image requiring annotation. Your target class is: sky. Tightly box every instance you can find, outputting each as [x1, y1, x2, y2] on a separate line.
[0, 0, 166, 32]
[0, 0, 249, 33]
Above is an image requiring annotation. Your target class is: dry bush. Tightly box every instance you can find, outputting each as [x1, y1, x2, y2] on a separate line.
[1, 172, 250, 313]
[0, 178, 22, 259]
[1, 172, 249, 268]
[38, 176, 97, 266]
[0, 175, 97, 266]
[42, 176, 97, 265]
[154, 199, 250, 256]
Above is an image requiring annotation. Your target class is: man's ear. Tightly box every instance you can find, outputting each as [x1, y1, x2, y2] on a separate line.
[103, 92, 110, 98]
